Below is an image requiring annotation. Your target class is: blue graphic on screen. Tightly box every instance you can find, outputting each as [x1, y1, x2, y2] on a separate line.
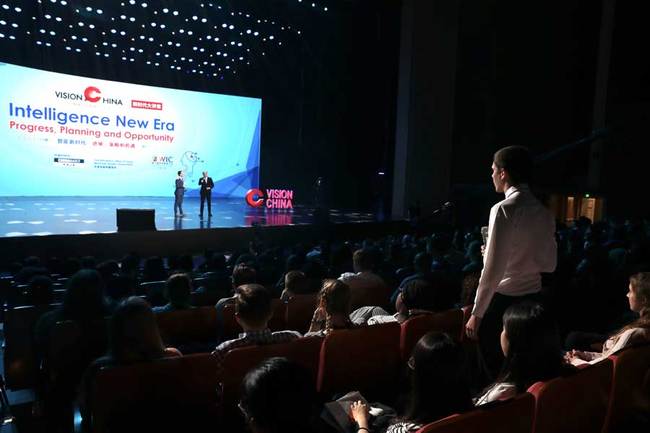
[0, 62, 261, 197]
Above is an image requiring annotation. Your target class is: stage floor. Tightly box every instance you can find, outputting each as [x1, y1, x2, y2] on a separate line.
[0, 197, 379, 237]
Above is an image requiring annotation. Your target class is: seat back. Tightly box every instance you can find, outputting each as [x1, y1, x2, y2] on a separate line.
[156, 306, 218, 346]
[285, 294, 318, 333]
[317, 322, 401, 398]
[603, 343, 650, 432]
[267, 299, 287, 331]
[3, 304, 56, 390]
[400, 309, 464, 361]
[220, 337, 323, 420]
[528, 359, 613, 433]
[89, 354, 221, 433]
[190, 290, 220, 307]
[349, 284, 391, 311]
[139, 280, 167, 306]
[416, 393, 535, 433]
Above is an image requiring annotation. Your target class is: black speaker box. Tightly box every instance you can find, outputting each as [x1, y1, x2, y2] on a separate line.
[116, 208, 156, 232]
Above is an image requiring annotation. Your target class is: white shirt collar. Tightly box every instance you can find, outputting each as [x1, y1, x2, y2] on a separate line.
[505, 183, 529, 199]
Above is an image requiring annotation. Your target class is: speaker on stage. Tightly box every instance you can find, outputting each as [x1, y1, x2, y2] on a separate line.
[116, 208, 156, 232]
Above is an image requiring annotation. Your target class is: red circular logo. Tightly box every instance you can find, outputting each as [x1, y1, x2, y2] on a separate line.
[84, 86, 101, 102]
[245, 189, 264, 207]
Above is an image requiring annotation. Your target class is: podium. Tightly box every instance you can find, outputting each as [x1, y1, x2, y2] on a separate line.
[116, 208, 156, 232]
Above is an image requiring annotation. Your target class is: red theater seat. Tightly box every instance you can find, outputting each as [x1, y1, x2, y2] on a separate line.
[219, 337, 323, 422]
[399, 309, 464, 361]
[416, 393, 535, 433]
[528, 359, 613, 433]
[3, 304, 57, 390]
[285, 294, 318, 333]
[317, 322, 401, 399]
[349, 283, 391, 311]
[87, 354, 221, 433]
[603, 343, 650, 432]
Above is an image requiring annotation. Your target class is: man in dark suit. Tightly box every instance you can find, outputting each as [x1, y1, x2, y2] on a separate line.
[174, 170, 185, 217]
[198, 170, 214, 218]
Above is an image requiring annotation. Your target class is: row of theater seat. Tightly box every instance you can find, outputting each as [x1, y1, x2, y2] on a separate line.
[2, 282, 395, 391]
[84, 323, 650, 433]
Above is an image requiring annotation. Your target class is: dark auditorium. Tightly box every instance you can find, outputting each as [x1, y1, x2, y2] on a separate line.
[0, 1, 649, 432]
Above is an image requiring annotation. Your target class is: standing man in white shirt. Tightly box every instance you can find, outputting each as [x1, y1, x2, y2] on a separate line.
[465, 146, 557, 376]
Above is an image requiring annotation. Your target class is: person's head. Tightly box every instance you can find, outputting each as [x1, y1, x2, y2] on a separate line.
[404, 332, 471, 424]
[413, 252, 432, 274]
[177, 170, 183, 177]
[105, 274, 135, 303]
[239, 357, 315, 433]
[61, 269, 106, 321]
[627, 272, 650, 315]
[143, 256, 166, 280]
[164, 273, 193, 308]
[352, 248, 374, 273]
[206, 253, 226, 271]
[235, 284, 272, 330]
[317, 279, 351, 319]
[232, 264, 257, 289]
[499, 302, 563, 392]
[202, 171, 208, 177]
[29, 275, 53, 305]
[398, 279, 441, 314]
[96, 260, 120, 281]
[284, 270, 309, 295]
[108, 297, 166, 362]
[492, 146, 533, 192]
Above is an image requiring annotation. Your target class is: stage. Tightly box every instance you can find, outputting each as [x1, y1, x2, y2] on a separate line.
[0, 196, 380, 237]
[0, 197, 408, 264]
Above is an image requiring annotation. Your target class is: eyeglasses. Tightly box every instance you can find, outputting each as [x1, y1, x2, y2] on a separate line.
[238, 401, 252, 423]
[407, 356, 416, 371]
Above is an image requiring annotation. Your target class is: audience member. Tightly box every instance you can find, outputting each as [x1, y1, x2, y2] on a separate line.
[280, 270, 311, 301]
[351, 332, 472, 433]
[212, 284, 301, 374]
[307, 279, 355, 336]
[339, 248, 386, 291]
[565, 272, 650, 365]
[239, 357, 317, 433]
[475, 302, 571, 405]
[153, 273, 193, 313]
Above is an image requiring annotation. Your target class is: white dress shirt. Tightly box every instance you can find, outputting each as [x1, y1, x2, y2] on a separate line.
[472, 184, 557, 318]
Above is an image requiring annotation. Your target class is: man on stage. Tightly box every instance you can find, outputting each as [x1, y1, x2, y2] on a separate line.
[465, 146, 557, 377]
[199, 170, 214, 218]
[174, 170, 185, 217]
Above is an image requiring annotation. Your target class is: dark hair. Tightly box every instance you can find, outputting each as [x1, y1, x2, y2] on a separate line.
[402, 332, 472, 424]
[499, 302, 564, 392]
[177, 170, 182, 176]
[240, 357, 315, 433]
[235, 284, 271, 324]
[413, 252, 432, 274]
[108, 297, 166, 362]
[143, 256, 167, 282]
[285, 270, 309, 294]
[318, 279, 351, 317]
[164, 273, 192, 308]
[61, 269, 107, 322]
[493, 146, 533, 185]
[353, 249, 374, 272]
[232, 264, 257, 288]
[105, 274, 135, 302]
[620, 272, 650, 332]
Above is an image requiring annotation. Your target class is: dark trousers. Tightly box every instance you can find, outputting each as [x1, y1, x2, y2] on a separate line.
[200, 191, 212, 215]
[479, 291, 544, 379]
[174, 190, 184, 215]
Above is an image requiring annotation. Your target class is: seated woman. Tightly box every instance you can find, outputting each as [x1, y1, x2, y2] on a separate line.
[352, 279, 450, 325]
[475, 302, 571, 405]
[79, 297, 181, 428]
[565, 272, 650, 366]
[351, 332, 472, 433]
[306, 279, 355, 336]
[239, 357, 318, 433]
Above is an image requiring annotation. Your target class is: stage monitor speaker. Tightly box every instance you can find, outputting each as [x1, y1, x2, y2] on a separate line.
[116, 208, 156, 232]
